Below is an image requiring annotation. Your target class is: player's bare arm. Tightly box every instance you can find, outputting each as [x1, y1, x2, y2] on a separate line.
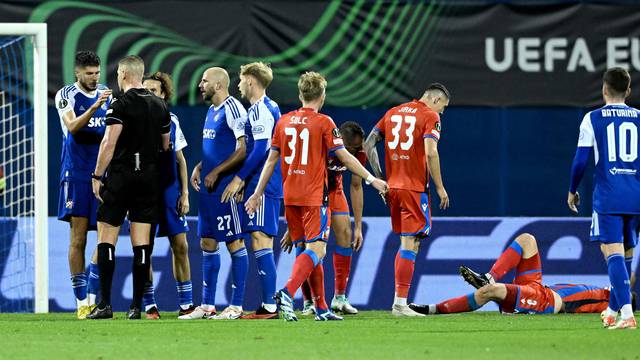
[191, 161, 202, 192]
[204, 137, 246, 191]
[176, 149, 190, 215]
[335, 148, 388, 194]
[425, 137, 449, 209]
[364, 130, 384, 179]
[245, 149, 279, 215]
[350, 174, 364, 251]
[92, 124, 122, 202]
[62, 90, 112, 135]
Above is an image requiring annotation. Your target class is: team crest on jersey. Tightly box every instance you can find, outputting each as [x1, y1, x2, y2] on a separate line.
[435, 122, 441, 132]
[65, 200, 74, 209]
[57, 98, 68, 110]
[101, 102, 108, 111]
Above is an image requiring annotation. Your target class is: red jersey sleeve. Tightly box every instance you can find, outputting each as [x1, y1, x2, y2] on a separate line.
[423, 112, 441, 141]
[271, 117, 283, 151]
[324, 117, 345, 153]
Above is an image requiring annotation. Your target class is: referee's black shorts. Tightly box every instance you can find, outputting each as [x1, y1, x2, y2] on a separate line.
[97, 165, 161, 226]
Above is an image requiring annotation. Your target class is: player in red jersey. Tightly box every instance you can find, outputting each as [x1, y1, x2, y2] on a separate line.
[364, 83, 450, 316]
[245, 72, 388, 321]
[409, 233, 637, 315]
[281, 121, 368, 315]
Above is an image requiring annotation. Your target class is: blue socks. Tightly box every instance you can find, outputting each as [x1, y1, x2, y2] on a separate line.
[71, 273, 87, 305]
[607, 253, 631, 312]
[176, 280, 193, 309]
[142, 281, 157, 311]
[255, 248, 277, 305]
[230, 248, 248, 307]
[466, 292, 481, 311]
[202, 249, 220, 306]
[87, 262, 100, 304]
[625, 255, 633, 280]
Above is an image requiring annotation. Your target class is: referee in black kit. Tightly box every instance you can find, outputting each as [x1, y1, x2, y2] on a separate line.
[87, 55, 171, 320]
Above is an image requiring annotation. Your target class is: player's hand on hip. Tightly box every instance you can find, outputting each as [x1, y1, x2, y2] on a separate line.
[437, 187, 449, 209]
[177, 193, 189, 216]
[204, 170, 219, 192]
[92, 178, 103, 203]
[567, 191, 580, 214]
[353, 227, 364, 252]
[221, 176, 244, 203]
[244, 192, 262, 215]
[280, 229, 293, 254]
[371, 178, 388, 194]
[190, 166, 201, 192]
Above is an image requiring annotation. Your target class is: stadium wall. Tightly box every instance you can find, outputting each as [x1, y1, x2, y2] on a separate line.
[30, 216, 628, 312]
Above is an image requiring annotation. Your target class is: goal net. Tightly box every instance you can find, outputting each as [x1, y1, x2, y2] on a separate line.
[0, 23, 48, 313]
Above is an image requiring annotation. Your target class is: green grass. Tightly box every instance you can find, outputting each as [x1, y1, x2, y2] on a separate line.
[0, 311, 638, 359]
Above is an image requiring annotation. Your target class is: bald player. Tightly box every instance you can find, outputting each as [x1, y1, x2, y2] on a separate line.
[179, 67, 249, 320]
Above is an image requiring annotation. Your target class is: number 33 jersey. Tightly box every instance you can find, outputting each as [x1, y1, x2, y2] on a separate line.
[373, 99, 441, 192]
[271, 107, 344, 207]
[577, 103, 640, 214]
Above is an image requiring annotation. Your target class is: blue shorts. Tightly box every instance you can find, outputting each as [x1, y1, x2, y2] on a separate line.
[241, 195, 281, 237]
[157, 206, 189, 238]
[57, 180, 98, 230]
[590, 211, 640, 246]
[198, 192, 243, 242]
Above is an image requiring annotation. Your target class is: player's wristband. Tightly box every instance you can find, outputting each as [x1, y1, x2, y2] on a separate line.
[91, 172, 104, 181]
[365, 174, 375, 185]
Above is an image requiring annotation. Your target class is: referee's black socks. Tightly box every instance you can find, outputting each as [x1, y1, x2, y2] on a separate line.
[97, 243, 116, 308]
[132, 245, 151, 310]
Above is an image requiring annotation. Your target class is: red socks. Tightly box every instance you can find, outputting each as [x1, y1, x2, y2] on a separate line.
[489, 242, 523, 281]
[436, 293, 479, 314]
[333, 246, 353, 296]
[301, 280, 312, 302]
[395, 250, 417, 298]
[285, 251, 317, 296]
[308, 263, 328, 311]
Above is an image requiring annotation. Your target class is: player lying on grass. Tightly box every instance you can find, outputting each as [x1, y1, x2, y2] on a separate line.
[409, 233, 637, 320]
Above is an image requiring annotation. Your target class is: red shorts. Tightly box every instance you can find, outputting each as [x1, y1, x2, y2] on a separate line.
[329, 188, 349, 216]
[285, 205, 331, 245]
[501, 253, 556, 314]
[388, 189, 431, 237]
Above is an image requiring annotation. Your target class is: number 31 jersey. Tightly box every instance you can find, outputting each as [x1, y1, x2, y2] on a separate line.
[373, 99, 441, 192]
[271, 107, 344, 207]
[577, 103, 640, 214]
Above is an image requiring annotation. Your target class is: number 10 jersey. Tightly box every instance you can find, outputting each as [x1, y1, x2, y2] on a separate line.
[577, 103, 640, 214]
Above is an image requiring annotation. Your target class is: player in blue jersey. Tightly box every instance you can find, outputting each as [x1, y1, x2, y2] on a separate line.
[221, 62, 282, 319]
[55, 51, 111, 319]
[568, 67, 639, 330]
[179, 67, 249, 320]
[142, 72, 195, 319]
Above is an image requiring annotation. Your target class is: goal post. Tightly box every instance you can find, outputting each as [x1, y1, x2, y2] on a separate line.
[0, 23, 48, 313]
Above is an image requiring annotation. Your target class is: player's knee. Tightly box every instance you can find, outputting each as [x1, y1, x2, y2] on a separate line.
[251, 232, 273, 251]
[69, 234, 87, 250]
[200, 238, 218, 252]
[226, 238, 245, 253]
[515, 233, 537, 252]
[479, 284, 502, 300]
[336, 227, 352, 247]
[171, 238, 189, 258]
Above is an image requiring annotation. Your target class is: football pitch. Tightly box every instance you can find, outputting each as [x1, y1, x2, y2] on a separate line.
[0, 312, 637, 359]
